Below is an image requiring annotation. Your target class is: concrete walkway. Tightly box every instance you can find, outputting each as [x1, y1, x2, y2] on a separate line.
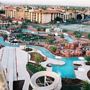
[74, 64, 90, 83]
[0, 47, 30, 90]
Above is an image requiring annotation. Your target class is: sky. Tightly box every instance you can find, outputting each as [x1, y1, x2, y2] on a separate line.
[0, 0, 90, 7]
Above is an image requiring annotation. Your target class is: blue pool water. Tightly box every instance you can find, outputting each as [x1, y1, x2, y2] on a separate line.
[22, 29, 46, 34]
[29, 45, 80, 78]
[22, 29, 74, 43]
[22, 29, 34, 33]
[64, 34, 74, 43]
[0, 37, 19, 47]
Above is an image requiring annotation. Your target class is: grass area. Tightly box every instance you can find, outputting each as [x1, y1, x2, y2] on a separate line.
[30, 52, 45, 63]
[26, 62, 46, 74]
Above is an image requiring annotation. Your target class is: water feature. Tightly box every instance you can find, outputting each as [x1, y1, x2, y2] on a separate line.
[63, 33, 74, 43]
[29, 45, 80, 78]
[0, 37, 19, 47]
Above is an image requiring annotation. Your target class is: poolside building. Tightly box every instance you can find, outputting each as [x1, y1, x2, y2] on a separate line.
[4, 6, 86, 24]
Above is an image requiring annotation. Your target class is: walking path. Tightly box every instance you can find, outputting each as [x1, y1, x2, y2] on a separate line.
[74, 64, 90, 83]
[0, 47, 30, 90]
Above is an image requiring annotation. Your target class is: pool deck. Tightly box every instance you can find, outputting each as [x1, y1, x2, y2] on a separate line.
[41, 58, 65, 68]
[75, 65, 90, 83]
[74, 57, 90, 83]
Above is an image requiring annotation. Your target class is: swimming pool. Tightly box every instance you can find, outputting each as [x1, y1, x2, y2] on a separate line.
[29, 45, 80, 78]
[64, 34, 74, 43]
[22, 29, 46, 34]
[22, 29, 74, 43]
[22, 29, 35, 33]
[0, 37, 19, 47]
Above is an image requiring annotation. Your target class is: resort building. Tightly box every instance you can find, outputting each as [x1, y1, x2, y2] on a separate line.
[26, 9, 77, 23]
[4, 6, 88, 23]
[5, 6, 25, 19]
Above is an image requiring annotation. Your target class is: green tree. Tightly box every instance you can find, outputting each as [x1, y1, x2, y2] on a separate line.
[84, 56, 90, 62]
[50, 46, 57, 52]
[21, 22, 28, 29]
[63, 29, 68, 32]
[83, 81, 90, 90]
[37, 27, 41, 31]
[66, 18, 77, 24]
[46, 39, 54, 44]
[74, 31, 80, 35]
[74, 31, 82, 38]
[75, 33, 82, 38]
[34, 54, 42, 64]
[54, 17, 63, 23]
[88, 33, 90, 39]
[60, 34, 64, 38]
[0, 10, 5, 14]
[2, 34, 8, 40]
[24, 19, 31, 24]
[7, 16, 12, 23]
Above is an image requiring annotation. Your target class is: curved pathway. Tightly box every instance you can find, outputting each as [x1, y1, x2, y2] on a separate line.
[30, 71, 62, 90]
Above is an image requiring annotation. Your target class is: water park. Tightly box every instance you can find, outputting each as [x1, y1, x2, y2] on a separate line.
[0, 20, 90, 90]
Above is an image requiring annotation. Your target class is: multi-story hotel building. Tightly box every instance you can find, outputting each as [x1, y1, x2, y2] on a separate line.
[28, 9, 77, 23]
[4, 6, 86, 24]
[5, 6, 25, 19]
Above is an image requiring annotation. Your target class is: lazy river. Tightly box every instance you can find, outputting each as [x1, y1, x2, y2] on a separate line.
[29, 45, 80, 78]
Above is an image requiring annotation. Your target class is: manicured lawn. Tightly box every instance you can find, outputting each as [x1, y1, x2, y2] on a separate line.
[26, 63, 46, 74]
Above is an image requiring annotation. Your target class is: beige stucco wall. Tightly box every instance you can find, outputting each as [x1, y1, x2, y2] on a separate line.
[42, 13, 51, 23]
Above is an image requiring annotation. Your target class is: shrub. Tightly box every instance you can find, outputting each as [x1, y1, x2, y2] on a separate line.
[84, 56, 90, 62]
[2, 34, 8, 40]
[50, 46, 57, 52]
[82, 81, 90, 90]
[60, 34, 64, 38]
[85, 62, 90, 65]
[88, 33, 90, 39]
[74, 31, 82, 38]
[25, 48, 32, 51]
[34, 53, 42, 64]
[63, 29, 68, 32]
[26, 63, 46, 74]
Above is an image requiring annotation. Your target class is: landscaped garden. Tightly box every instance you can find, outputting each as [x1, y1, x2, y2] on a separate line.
[30, 52, 46, 63]
[84, 56, 90, 65]
[26, 62, 46, 75]
[61, 79, 90, 90]
[26, 51, 46, 76]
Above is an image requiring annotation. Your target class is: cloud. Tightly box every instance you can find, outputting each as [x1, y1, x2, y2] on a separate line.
[0, 0, 90, 7]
